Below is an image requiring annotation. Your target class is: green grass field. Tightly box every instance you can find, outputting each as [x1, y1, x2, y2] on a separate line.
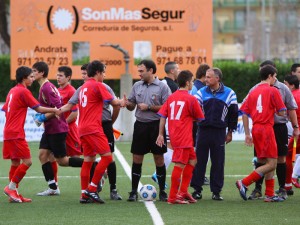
[0, 141, 299, 225]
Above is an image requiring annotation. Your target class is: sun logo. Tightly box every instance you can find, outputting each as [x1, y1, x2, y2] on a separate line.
[51, 8, 74, 31]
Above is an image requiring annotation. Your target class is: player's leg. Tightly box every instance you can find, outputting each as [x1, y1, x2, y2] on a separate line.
[151, 121, 168, 201]
[190, 127, 210, 199]
[177, 148, 197, 203]
[128, 121, 148, 201]
[37, 133, 58, 195]
[210, 128, 226, 201]
[103, 121, 122, 200]
[292, 154, 300, 188]
[3, 140, 31, 203]
[83, 133, 112, 203]
[285, 139, 294, 194]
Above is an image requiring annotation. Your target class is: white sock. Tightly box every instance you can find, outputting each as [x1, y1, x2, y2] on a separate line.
[164, 148, 173, 169]
[8, 182, 17, 190]
[292, 154, 300, 178]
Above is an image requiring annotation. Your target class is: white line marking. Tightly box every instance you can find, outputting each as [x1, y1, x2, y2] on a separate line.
[0, 175, 250, 179]
[114, 146, 164, 225]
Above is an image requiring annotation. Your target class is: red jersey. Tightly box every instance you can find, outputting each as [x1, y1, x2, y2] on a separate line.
[78, 78, 113, 137]
[158, 90, 204, 148]
[58, 83, 78, 123]
[240, 83, 286, 126]
[291, 89, 300, 127]
[2, 84, 40, 140]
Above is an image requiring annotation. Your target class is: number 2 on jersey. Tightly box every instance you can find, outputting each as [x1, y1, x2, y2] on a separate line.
[170, 101, 185, 120]
[256, 94, 263, 113]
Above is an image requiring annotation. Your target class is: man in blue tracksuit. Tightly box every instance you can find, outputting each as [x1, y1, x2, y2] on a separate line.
[190, 68, 238, 201]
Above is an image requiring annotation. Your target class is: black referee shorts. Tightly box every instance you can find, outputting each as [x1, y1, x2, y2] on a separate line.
[102, 121, 115, 153]
[131, 120, 167, 155]
[274, 123, 288, 156]
[39, 132, 67, 158]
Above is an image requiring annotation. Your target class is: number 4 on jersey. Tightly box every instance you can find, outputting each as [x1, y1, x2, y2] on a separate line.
[256, 94, 263, 113]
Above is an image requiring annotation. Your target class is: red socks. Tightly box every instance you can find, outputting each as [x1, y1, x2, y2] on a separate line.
[11, 163, 29, 184]
[180, 164, 194, 193]
[169, 166, 183, 200]
[51, 161, 58, 183]
[265, 178, 275, 197]
[88, 155, 112, 192]
[80, 161, 93, 193]
[242, 171, 262, 187]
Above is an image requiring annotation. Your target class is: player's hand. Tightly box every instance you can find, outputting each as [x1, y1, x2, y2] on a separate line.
[156, 135, 165, 147]
[245, 134, 253, 147]
[32, 113, 47, 127]
[56, 108, 63, 116]
[293, 127, 299, 140]
[119, 94, 127, 107]
[225, 132, 232, 144]
[137, 103, 148, 111]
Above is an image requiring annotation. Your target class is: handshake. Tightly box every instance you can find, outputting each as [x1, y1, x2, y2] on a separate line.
[32, 113, 47, 127]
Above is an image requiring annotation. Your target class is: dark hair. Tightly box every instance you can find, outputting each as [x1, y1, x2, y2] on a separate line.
[260, 65, 277, 80]
[81, 64, 88, 71]
[16, 66, 32, 83]
[284, 74, 299, 89]
[164, 61, 177, 74]
[196, 64, 210, 79]
[138, 59, 156, 74]
[260, 60, 276, 68]
[87, 60, 106, 77]
[32, 61, 49, 77]
[291, 63, 300, 73]
[58, 66, 72, 78]
[177, 70, 193, 88]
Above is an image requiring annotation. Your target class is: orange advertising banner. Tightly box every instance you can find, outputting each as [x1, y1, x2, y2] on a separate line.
[11, 0, 212, 79]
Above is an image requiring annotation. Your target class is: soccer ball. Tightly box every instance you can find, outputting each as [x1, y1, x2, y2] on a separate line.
[139, 184, 157, 201]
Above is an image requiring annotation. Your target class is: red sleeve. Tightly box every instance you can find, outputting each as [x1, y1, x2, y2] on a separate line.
[23, 89, 40, 109]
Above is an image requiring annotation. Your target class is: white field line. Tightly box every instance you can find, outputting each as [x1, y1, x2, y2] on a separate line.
[0, 175, 250, 179]
[114, 146, 164, 225]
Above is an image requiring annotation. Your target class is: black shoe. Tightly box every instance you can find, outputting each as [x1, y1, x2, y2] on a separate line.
[159, 190, 168, 202]
[110, 189, 122, 200]
[204, 177, 210, 185]
[127, 191, 138, 202]
[212, 193, 223, 201]
[192, 191, 202, 200]
[287, 189, 294, 196]
[84, 189, 105, 204]
[80, 196, 94, 204]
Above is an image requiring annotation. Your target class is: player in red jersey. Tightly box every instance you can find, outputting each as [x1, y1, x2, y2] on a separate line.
[284, 75, 300, 189]
[75, 60, 125, 203]
[156, 70, 205, 204]
[236, 65, 287, 202]
[2, 66, 59, 203]
[57, 66, 81, 157]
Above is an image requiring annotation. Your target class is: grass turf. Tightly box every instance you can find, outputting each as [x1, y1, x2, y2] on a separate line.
[0, 141, 299, 225]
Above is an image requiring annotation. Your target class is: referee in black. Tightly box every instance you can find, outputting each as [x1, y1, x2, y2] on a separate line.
[125, 59, 171, 201]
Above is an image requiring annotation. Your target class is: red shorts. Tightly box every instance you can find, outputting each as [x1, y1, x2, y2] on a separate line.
[3, 139, 31, 160]
[80, 133, 110, 157]
[287, 136, 300, 155]
[252, 125, 277, 159]
[66, 124, 82, 156]
[172, 147, 196, 165]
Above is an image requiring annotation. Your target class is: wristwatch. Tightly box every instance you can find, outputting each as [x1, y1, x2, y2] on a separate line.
[293, 124, 299, 128]
[148, 105, 151, 111]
